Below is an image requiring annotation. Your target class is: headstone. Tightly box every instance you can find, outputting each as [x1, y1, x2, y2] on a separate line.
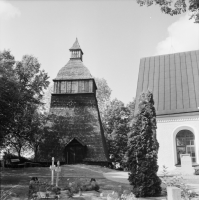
[73, 191, 100, 200]
[79, 189, 83, 196]
[180, 154, 194, 175]
[91, 197, 107, 200]
[50, 157, 56, 185]
[167, 187, 181, 200]
[194, 166, 199, 175]
[37, 192, 46, 199]
[55, 161, 61, 187]
[107, 191, 119, 200]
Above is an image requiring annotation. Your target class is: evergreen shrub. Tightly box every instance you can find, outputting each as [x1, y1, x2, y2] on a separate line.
[126, 91, 162, 197]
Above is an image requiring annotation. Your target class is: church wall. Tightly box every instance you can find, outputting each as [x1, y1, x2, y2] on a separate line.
[156, 115, 199, 171]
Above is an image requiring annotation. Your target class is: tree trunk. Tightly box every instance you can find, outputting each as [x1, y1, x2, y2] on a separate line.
[17, 149, 21, 159]
[34, 145, 39, 162]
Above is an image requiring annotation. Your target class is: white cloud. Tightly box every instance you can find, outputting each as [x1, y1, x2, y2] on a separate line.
[0, 1, 21, 20]
[155, 14, 199, 55]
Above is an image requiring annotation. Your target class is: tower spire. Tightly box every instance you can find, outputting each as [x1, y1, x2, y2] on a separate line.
[69, 38, 84, 61]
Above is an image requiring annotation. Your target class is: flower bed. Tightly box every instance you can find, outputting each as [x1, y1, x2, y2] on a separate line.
[161, 165, 199, 200]
[28, 177, 138, 200]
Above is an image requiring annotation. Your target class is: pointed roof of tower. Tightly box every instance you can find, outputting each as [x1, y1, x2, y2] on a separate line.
[55, 60, 92, 80]
[54, 39, 92, 80]
[69, 38, 83, 52]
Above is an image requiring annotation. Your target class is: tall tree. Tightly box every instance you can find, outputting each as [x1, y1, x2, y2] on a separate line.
[34, 114, 66, 161]
[103, 99, 125, 135]
[137, 0, 199, 23]
[103, 99, 134, 166]
[0, 51, 50, 157]
[42, 84, 54, 113]
[126, 91, 161, 197]
[126, 99, 136, 122]
[27, 111, 48, 161]
[95, 77, 112, 116]
[0, 50, 17, 146]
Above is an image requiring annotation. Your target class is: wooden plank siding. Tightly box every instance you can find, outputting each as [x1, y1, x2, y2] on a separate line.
[54, 80, 95, 94]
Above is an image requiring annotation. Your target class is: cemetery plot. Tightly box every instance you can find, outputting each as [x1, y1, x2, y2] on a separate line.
[1, 165, 131, 200]
[1, 164, 199, 200]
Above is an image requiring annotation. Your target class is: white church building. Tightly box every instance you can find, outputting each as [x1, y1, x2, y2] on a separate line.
[135, 50, 199, 170]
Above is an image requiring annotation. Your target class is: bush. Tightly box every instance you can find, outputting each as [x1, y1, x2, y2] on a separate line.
[126, 91, 161, 197]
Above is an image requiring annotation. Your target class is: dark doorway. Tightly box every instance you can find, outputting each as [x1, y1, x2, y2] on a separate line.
[64, 138, 86, 164]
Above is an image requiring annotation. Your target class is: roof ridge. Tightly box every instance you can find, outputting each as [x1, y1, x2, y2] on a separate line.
[140, 49, 199, 59]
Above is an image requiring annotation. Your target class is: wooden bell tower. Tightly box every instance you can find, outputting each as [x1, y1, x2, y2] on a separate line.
[50, 39, 109, 165]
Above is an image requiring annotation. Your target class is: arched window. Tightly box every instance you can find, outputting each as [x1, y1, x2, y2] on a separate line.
[176, 130, 196, 164]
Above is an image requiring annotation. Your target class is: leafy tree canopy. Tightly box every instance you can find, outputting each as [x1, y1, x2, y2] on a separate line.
[42, 84, 54, 112]
[103, 98, 135, 166]
[0, 50, 50, 156]
[27, 111, 48, 161]
[137, 0, 199, 23]
[0, 51, 17, 145]
[95, 77, 112, 115]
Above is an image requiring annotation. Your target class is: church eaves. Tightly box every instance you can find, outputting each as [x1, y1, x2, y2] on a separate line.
[135, 50, 199, 116]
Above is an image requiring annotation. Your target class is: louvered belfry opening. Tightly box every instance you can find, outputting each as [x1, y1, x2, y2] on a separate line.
[69, 38, 83, 61]
[50, 39, 109, 165]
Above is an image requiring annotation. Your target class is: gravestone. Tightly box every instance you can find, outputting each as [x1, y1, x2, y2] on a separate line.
[49, 157, 56, 185]
[180, 154, 194, 175]
[167, 187, 181, 200]
[55, 161, 61, 187]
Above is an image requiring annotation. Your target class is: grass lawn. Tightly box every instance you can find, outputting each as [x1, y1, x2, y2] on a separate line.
[1, 164, 198, 200]
[0, 165, 131, 200]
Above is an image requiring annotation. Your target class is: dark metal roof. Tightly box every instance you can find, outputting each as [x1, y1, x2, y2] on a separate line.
[55, 59, 93, 80]
[135, 50, 199, 116]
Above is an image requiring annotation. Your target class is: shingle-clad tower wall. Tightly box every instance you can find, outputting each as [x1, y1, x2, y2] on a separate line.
[50, 39, 109, 164]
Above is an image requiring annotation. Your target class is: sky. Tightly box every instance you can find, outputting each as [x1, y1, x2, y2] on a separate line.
[1, 0, 199, 104]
